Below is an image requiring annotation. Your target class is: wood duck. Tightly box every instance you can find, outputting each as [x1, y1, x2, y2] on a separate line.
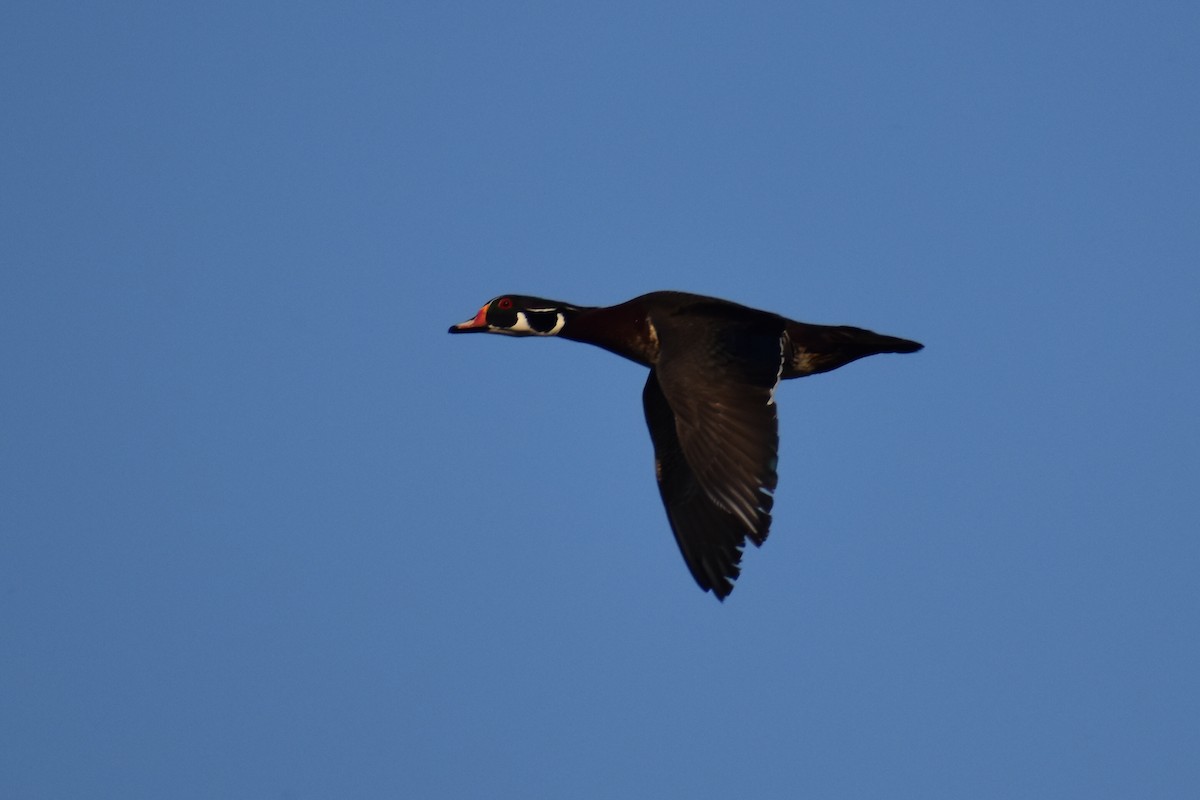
[449, 291, 922, 600]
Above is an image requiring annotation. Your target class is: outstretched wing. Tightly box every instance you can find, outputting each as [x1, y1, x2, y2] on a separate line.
[642, 311, 784, 598]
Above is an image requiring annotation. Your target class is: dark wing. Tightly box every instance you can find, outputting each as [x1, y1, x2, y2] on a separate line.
[643, 371, 758, 598]
[642, 316, 784, 599]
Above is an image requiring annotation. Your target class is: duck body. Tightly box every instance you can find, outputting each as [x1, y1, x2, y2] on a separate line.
[450, 291, 922, 600]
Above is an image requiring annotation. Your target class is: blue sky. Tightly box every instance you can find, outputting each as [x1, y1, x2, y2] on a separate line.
[2, 2, 1198, 797]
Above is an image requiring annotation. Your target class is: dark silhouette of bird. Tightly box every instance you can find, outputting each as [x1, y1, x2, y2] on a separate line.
[449, 291, 922, 600]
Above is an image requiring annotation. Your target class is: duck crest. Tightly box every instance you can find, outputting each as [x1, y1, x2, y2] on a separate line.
[448, 294, 578, 337]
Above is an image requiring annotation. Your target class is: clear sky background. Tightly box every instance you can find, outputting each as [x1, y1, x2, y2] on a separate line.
[2, 2, 1198, 798]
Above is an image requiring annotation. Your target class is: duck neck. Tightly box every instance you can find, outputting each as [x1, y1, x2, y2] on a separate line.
[561, 301, 658, 367]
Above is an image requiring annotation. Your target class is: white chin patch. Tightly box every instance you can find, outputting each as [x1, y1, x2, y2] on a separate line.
[508, 311, 565, 335]
[510, 312, 535, 333]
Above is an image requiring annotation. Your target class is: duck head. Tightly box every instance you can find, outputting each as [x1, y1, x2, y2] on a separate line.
[448, 295, 578, 337]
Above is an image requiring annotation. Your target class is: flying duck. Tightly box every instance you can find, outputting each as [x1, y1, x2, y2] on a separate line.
[449, 291, 922, 600]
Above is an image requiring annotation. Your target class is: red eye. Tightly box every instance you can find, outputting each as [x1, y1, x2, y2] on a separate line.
[497, 297, 513, 310]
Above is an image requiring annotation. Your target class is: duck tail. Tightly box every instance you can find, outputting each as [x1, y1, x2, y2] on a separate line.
[783, 322, 923, 378]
